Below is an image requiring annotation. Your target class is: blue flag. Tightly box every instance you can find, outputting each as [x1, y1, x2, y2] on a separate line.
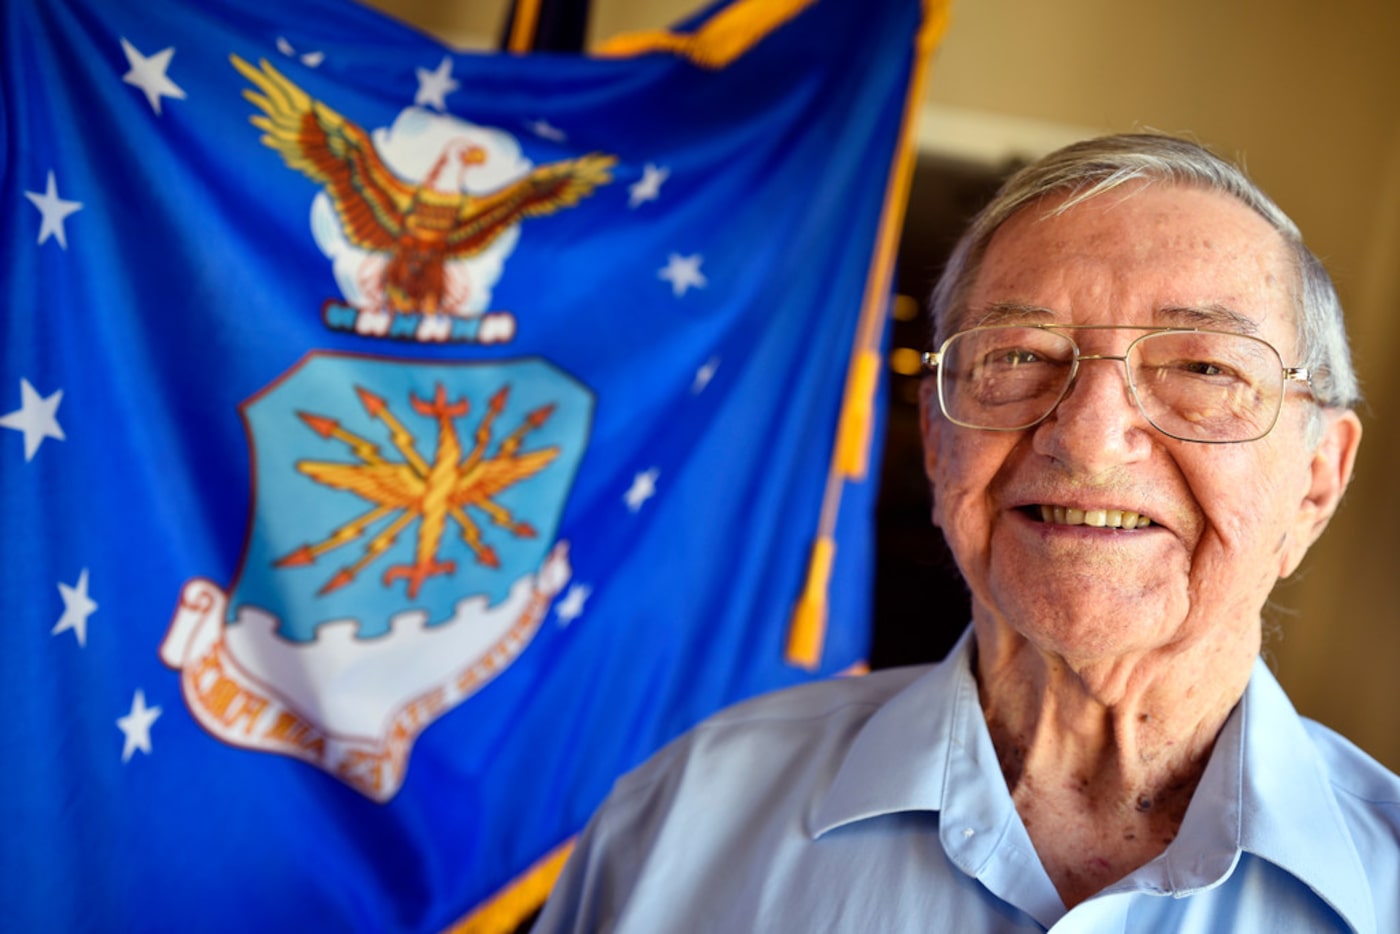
[1, 0, 944, 928]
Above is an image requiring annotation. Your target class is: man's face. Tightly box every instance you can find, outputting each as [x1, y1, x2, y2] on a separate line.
[920, 182, 1358, 667]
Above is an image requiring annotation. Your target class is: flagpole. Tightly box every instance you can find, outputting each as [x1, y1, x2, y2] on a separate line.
[506, 0, 545, 52]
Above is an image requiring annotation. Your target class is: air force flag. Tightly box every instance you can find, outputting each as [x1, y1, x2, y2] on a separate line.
[1, 0, 946, 927]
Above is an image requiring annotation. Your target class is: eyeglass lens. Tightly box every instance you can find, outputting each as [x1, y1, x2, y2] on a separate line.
[938, 327, 1285, 442]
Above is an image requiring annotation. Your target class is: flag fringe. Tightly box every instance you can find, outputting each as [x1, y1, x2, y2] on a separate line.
[594, 0, 817, 69]
[445, 839, 575, 934]
[835, 348, 882, 480]
[783, 0, 952, 669]
[786, 535, 836, 669]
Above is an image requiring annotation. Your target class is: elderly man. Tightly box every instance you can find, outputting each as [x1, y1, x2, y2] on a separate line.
[535, 134, 1398, 931]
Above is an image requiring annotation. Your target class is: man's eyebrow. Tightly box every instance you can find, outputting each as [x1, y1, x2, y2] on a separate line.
[1155, 304, 1261, 335]
[954, 301, 1264, 334]
[961, 301, 1059, 328]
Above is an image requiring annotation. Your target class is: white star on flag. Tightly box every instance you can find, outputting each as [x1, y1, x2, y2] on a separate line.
[415, 56, 459, 111]
[659, 254, 707, 297]
[692, 356, 721, 394]
[120, 38, 186, 115]
[117, 690, 162, 763]
[527, 119, 567, 142]
[556, 583, 592, 626]
[624, 468, 660, 512]
[276, 36, 323, 67]
[24, 172, 82, 249]
[629, 163, 670, 208]
[1, 379, 65, 461]
[52, 569, 98, 647]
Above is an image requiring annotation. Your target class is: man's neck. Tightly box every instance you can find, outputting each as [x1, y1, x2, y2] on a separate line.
[972, 622, 1256, 908]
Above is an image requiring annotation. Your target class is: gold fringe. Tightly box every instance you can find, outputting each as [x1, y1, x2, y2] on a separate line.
[507, 0, 545, 53]
[786, 536, 836, 668]
[445, 839, 575, 934]
[594, 0, 818, 69]
[451, 0, 948, 923]
[785, 0, 952, 668]
[835, 348, 882, 480]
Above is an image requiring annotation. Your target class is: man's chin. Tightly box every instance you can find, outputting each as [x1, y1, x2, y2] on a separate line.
[976, 590, 1189, 667]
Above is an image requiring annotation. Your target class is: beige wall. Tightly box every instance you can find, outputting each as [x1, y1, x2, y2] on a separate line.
[364, 0, 1400, 768]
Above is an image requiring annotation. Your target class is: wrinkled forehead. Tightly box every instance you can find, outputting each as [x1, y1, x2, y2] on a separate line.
[941, 184, 1302, 347]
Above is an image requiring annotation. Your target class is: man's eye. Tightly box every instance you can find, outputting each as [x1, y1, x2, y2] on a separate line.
[990, 349, 1042, 367]
[1177, 360, 1229, 377]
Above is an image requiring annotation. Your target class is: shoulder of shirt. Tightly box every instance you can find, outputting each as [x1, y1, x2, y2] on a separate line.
[610, 664, 934, 796]
[703, 664, 933, 729]
[1300, 716, 1400, 810]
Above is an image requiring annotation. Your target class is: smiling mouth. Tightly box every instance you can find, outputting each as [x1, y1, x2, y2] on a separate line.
[1030, 505, 1154, 529]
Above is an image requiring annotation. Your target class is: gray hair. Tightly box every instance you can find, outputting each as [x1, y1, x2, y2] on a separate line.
[928, 133, 1360, 411]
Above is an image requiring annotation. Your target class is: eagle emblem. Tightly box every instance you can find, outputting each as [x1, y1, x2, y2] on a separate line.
[231, 56, 615, 326]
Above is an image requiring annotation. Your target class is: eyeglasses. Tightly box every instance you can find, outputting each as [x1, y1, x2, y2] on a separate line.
[921, 324, 1313, 443]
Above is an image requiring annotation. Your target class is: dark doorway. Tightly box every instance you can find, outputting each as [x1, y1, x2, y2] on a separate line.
[871, 152, 1015, 670]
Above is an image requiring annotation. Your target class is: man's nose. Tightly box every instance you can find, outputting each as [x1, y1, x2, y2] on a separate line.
[1031, 356, 1154, 472]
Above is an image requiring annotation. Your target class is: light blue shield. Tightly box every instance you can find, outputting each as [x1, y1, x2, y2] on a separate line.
[231, 353, 592, 642]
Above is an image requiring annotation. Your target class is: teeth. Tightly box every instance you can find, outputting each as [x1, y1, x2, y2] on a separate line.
[1036, 505, 1153, 529]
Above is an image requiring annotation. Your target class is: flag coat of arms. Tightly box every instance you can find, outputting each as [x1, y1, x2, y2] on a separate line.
[0, 0, 946, 928]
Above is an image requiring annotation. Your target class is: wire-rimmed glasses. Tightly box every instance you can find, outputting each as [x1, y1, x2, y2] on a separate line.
[921, 324, 1313, 443]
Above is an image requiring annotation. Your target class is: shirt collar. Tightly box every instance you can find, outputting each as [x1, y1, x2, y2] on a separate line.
[1230, 658, 1375, 933]
[809, 628, 976, 837]
[810, 633, 1375, 932]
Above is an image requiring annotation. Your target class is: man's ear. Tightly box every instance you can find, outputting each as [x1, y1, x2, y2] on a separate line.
[1281, 409, 1362, 577]
[918, 376, 944, 528]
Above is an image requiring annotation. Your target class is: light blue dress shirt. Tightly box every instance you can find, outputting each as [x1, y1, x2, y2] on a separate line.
[536, 630, 1400, 932]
